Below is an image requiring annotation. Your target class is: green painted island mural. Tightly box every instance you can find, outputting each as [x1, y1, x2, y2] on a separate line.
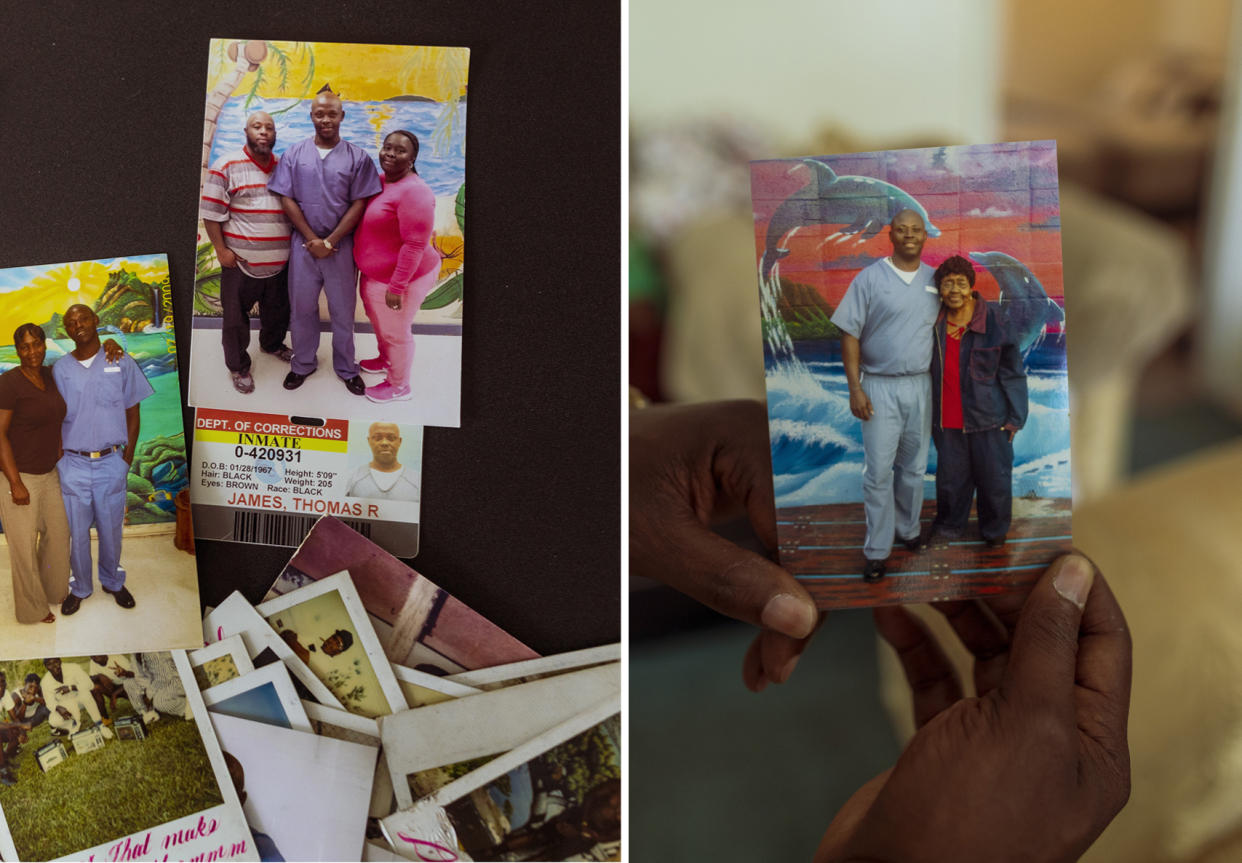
[0, 254, 186, 527]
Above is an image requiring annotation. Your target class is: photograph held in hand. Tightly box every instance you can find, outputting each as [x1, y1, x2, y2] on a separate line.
[751, 141, 1071, 607]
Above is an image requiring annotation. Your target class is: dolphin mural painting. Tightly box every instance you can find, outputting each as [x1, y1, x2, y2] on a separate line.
[760, 159, 940, 281]
[968, 250, 1064, 356]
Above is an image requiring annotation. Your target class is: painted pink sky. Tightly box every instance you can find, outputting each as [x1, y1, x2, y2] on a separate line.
[751, 141, 1064, 315]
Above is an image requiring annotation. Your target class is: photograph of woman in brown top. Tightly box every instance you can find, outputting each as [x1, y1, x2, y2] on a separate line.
[0, 323, 128, 626]
[0, 323, 72, 624]
[0, 324, 126, 625]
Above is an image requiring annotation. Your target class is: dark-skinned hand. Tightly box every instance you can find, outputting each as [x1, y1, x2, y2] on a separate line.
[816, 554, 1131, 863]
[848, 386, 874, 421]
[630, 399, 820, 692]
[304, 238, 338, 259]
[9, 479, 30, 506]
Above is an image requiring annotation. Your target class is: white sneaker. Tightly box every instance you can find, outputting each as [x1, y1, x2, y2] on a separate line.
[98, 723, 114, 740]
[143, 710, 160, 725]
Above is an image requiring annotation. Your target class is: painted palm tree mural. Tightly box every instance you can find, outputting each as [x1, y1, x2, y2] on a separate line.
[194, 39, 467, 319]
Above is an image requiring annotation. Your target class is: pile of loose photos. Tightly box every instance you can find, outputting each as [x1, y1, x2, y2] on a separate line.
[0, 517, 618, 861]
[0, 37, 619, 863]
[200, 518, 621, 862]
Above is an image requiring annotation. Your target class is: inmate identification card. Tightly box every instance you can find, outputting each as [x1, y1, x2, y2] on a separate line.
[190, 408, 422, 557]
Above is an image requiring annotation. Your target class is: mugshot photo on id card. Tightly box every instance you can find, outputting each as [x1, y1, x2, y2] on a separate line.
[190, 409, 423, 557]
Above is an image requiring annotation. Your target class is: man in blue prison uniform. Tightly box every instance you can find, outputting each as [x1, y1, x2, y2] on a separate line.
[54, 304, 153, 614]
[269, 86, 381, 396]
[830, 209, 941, 582]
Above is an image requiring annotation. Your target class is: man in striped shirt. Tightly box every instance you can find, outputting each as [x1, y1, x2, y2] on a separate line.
[201, 111, 294, 394]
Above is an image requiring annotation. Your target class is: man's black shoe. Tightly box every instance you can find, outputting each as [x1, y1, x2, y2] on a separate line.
[862, 559, 886, 582]
[898, 533, 925, 553]
[103, 586, 136, 609]
[283, 370, 315, 390]
[984, 536, 1007, 549]
[61, 594, 82, 615]
[343, 375, 366, 396]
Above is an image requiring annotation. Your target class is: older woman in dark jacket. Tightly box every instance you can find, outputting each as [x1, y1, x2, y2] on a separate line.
[928, 255, 1028, 547]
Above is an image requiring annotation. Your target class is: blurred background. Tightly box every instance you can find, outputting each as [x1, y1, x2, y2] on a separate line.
[629, 1, 1242, 860]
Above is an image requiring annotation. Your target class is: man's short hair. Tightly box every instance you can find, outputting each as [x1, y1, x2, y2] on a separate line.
[23, 673, 39, 686]
[329, 629, 354, 652]
[13, 323, 45, 345]
[934, 255, 976, 288]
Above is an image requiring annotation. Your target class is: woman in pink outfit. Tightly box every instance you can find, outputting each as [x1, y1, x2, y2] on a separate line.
[354, 130, 441, 403]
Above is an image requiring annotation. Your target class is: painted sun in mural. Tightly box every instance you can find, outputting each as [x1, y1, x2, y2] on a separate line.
[0, 256, 168, 341]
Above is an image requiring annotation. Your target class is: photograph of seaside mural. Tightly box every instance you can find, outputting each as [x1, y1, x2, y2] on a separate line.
[188, 39, 467, 427]
[750, 141, 1071, 607]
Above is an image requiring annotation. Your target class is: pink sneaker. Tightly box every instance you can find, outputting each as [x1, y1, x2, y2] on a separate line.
[358, 356, 386, 375]
[365, 381, 412, 403]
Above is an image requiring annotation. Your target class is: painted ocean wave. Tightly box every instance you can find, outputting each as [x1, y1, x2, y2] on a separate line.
[804, 359, 844, 375]
[769, 417, 860, 454]
[1013, 449, 1073, 496]
[775, 461, 866, 508]
[1026, 372, 1068, 398]
[769, 419, 858, 477]
[769, 367, 1070, 506]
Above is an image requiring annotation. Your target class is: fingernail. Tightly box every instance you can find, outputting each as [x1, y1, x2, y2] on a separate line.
[761, 593, 816, 639]
[1052, 555, 1093, 610]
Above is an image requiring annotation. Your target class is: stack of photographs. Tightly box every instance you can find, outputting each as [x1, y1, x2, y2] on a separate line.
[192, 524, 619, 861]
[0, 35, 619, 863]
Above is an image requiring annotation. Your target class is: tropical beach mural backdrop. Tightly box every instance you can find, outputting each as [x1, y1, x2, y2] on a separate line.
[752, 141, 1068, 507]
[0, 254, 186, 527]
[193, 40, 466, 321]
[749, 142, 1072, 605]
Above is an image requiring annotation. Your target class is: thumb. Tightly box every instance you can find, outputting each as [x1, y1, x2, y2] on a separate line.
[1002, 554, 1094, 707]
[657, 515, 818, 640]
